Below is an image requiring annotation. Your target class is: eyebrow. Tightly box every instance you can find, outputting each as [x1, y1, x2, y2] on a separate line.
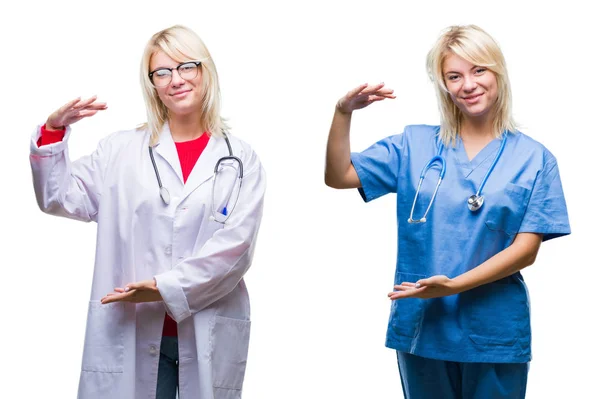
[151, 65, 177, 70]
[152, 60, 198, 70]
[444, 65, 483, 75]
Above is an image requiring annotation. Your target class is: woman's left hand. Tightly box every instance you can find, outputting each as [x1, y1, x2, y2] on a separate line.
[388, 275, 460, 300]
[101, 279, 162, 304]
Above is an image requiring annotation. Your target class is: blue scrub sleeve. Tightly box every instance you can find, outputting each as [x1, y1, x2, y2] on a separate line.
[350, 133, 405, 202]
[519, 157, 571, 241]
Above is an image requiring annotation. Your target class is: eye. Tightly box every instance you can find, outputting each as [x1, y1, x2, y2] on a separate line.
[154, 69, 172, 77]
[446, 74, 459, 81]
[179, 63, 196, 72]
[475, 67, 487, 75]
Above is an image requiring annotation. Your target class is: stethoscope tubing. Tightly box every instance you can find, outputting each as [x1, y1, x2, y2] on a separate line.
[408, 133, 507, 223]
[149, 132, 242, 212]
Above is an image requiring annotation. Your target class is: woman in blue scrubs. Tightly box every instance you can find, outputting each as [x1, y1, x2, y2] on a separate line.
[324, 25, 570, 399]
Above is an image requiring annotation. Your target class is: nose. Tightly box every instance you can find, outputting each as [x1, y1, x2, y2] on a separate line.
[170, 69, 185, 86]
[462, 75, 477, 93]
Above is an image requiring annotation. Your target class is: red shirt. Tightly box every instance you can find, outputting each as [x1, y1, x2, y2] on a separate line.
[38, 124, 210, 336]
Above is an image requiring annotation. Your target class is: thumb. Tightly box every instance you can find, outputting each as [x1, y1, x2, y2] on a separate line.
[124, 282, 140, 292]
[415, 278, 431, 288]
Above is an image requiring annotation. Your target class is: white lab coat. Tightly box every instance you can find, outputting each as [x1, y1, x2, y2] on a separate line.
[30, 123, 266, 399]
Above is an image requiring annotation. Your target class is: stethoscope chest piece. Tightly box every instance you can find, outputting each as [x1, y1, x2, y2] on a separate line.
[467, 194, 484, 212]
[160, 186, 171, 205]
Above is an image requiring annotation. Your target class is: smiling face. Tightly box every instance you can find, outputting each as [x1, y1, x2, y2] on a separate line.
[443, 52, 498, 121]
[149, 50, 204, 118]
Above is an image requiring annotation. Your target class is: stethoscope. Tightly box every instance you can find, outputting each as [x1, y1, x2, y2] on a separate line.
[407, 133, 507, 224]
[148, 132, 244, 223]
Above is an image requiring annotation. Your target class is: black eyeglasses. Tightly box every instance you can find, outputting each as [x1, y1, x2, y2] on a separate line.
[148, 61, 202, 87]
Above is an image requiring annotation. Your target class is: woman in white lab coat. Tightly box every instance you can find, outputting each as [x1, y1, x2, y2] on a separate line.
[30, 25, 265, 399]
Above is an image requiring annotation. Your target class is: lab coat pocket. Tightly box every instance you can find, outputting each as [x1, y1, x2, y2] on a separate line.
[81, 301, 128, 373]
[389, 272, 427, 338]
[484, 183, 532, 236]
[210, 315, 251, 391]
[196, 217, 226, 249]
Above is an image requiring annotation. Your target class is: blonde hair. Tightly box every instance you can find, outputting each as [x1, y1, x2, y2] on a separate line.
[426, 25, 516, 145]
[139, 25, 228, 145]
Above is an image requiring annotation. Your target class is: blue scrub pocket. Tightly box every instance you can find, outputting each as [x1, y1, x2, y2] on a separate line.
[389, 272, 427, 338]
[462, 278, 530, 348]
[484, 183, 531, 236]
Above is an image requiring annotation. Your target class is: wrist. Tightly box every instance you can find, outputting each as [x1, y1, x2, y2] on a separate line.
[44, 121, 64, 131]
[449, 277, 469, 294]
[335, 102, 352, 116]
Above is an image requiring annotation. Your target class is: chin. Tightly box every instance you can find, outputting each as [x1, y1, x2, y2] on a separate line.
[463, 104, 492, 118]
[171, 105, 200, 116]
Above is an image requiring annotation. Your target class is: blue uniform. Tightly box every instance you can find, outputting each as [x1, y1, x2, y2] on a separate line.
[350, 125, 570, 396]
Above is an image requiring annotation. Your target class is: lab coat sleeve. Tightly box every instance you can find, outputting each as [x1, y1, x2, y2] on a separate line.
[29, 124, 110, 222]
[518, 156, 571, 241]
[349, 131, 406, 202]
[154, 148, 266, 322]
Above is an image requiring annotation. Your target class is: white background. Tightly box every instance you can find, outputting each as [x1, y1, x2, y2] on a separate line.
[1, 0, 598, 397]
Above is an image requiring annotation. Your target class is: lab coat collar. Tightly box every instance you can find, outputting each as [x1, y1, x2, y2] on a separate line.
[182, 134, 226, 199]
[153, 123, 230, 201]
[153, 123, 184, 184]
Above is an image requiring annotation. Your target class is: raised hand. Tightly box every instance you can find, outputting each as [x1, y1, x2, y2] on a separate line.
[46, 96, 107, 130]
[336, 83, 395, 114]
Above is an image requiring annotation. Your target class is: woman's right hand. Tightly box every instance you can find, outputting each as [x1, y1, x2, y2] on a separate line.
[336, 83, 395, 114]
[46, 96, 108, 131]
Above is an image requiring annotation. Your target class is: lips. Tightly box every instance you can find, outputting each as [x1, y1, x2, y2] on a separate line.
[171, 89, 191, 97]
[463, 93, 483, 104]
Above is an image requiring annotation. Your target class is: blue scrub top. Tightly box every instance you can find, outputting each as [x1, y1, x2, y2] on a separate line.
[350, 125, 570, 363]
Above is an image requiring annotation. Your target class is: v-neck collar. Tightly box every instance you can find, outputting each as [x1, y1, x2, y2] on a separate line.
[451, 136, 502, 178]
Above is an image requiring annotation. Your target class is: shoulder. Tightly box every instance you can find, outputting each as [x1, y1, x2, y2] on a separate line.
[94, 126, 149, 163]
[218, 132, 263, 172]
[509, 130, 558, 167]
[371, 124, 440, 145]
[106, 124, 149, 147]
[225, 133, 255, 154]
[402, 124, 441, 145]
[404, 124, 441, 137]
[102, 125, 147, 147]
[399, 124, 441, 153]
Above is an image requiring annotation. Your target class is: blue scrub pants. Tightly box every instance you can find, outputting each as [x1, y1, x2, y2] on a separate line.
[396, 352, 528, 399]
[156, 336, 179, 399]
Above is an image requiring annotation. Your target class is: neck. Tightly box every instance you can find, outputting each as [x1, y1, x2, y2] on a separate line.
[459, 114, 495, 142]
[168, 112, 205, 142]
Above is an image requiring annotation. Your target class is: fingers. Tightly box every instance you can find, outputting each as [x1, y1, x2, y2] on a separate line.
[72, 95, 98, 109]
[346, 83, 369, 98]
[49, 95, 107, 128]
[101, 292, 123, 304]
[388, 286, 427, 300]
[345, 82, 395, 101]
[124, 280, 149, 292]
[57, 97, 83, 114]
[87, 102, 108, 110]
[101, 289, 137, 304]
[358, 83, 395, 97]
[76, 109, 101, 118]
